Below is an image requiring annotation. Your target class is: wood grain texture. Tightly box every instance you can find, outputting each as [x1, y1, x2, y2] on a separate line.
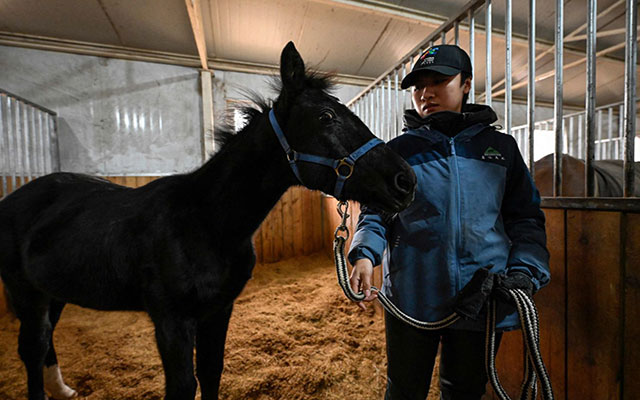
[566, 210, 622, 400]
[624, 213, 640, 399]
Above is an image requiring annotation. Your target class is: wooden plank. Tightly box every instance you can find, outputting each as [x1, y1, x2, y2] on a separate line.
[253, 224, 263, 264]
[567, 210, 622, 399]
[124, 176, 137, 188]
[260, 206, 276, 263]
[184, 0, 208, 70]
[302, 189, 313, 255]
[312, 191, 323, 253]
[281, 189, 295, 259]
[292, 187, 304, 256]
[624, 212, 640, 399]
[271, 195, 284, 261]
[537, 208, 567, 399]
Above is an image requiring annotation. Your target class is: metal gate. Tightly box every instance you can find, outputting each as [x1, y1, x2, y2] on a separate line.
[0, 89, 60, 198]
[347, 0, 638, 200]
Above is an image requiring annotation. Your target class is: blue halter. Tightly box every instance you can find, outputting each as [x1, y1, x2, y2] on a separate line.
[269, 109, 383, 199]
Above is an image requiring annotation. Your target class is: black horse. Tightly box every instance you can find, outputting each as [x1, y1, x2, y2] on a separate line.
[0, 42, 416, 400]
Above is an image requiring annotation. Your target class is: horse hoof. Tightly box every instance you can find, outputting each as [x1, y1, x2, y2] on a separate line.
[43, 364, 78, 399]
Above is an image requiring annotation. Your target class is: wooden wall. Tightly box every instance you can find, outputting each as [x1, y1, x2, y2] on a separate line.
[322, 200, 640, 399]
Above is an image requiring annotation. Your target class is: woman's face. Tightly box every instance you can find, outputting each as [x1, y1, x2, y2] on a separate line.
[411, 71, 471, 117]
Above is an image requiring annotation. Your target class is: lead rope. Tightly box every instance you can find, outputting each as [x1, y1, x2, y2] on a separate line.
[333, 201, 554, 399]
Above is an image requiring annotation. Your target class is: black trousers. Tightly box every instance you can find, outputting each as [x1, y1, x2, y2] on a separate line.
[384, 312, 502, 400]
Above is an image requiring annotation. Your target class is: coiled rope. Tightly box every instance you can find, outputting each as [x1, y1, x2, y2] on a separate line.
[333, 201, 554, 399]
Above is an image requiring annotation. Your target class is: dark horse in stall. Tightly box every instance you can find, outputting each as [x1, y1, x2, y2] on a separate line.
[534, 153, 640, 196]
[0, 42, 416, 400]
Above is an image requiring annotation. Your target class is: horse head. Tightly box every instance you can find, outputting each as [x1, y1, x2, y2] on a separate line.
[272, 42, 416, 213]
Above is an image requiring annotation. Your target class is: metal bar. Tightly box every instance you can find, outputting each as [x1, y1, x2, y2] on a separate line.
[485, 0, 492, 107]
[597, 109, 603, 160]
[624, 0, 637, 197]
[528, 0, 536, 171]
[346, 0, 487, 107]
[578, 113, 584, 159]
[618, 104, 623, 158]
[23, 102, 31, 182]
[469, 8, 475, 103]
[553, 0, 564, 197]
[7, 98, 16, 190]
[394, 69, 399, 138]
[0, 88, 57, 116]
[569, 116, 575, 157]
[585, 0, 597, 196]
[15, 101, 24, 186]
[387, 76, 392, 140]
[29, 107, 37, 179]
[608, 107, 614, 159]
[541, 197, 640, 211]
[44, 114, 52, 174]
[51, 114, 60, 172]
[479, 0, 625, 101]
[441, 31, 446, 44]
[455, 21, 460, 45]
[0, 95, 6, 196]
[505, 0, 512, 136]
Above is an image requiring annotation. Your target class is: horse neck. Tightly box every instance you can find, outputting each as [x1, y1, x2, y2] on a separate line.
[188, 113, 295, 239]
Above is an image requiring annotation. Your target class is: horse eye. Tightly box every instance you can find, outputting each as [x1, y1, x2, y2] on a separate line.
[319, 110, 335, 122]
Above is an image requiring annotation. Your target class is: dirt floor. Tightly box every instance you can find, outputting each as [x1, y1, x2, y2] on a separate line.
[0, 252, 441, 400]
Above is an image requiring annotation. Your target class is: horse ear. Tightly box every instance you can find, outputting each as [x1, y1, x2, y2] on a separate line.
[280, 41, 305, 94]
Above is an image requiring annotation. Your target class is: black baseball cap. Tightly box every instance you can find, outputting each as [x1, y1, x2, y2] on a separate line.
[400, 44, 472, 89]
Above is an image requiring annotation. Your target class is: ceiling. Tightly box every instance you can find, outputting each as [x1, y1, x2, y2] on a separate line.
[0, 0, 636, 107]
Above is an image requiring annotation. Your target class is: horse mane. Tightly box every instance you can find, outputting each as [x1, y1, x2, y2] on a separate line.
[214, 70, 336, 151]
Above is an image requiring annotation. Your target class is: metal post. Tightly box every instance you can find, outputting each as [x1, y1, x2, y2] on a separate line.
[618, 104, 624, 158]
[571, 116, 577, 157]
[469, 9, 475, 103]
[505, 0, 512, 136]
[528, 0, 536, 171]
[623, 0, 637, 196]
[0, 95, 6, 196]
[394, 69, 400, 138]
[578, 113, 584, 159]
[608, 106, 614, 159]
[585, 0, 597, 196]
[597, 109, 603, 160]
[387, 76, 392, 141]
[553, 0, 564, 196]
[455, 21, 460, 46]
[441, 31, 446, 44]
[485, 0, 492, 107]
[23, 103, 31, 182]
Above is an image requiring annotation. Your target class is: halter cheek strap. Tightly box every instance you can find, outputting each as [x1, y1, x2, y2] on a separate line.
[269, 109, 383, 198]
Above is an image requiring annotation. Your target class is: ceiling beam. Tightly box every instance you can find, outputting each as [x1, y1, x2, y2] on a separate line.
[0, 32, 375, 87]
[312, 0, 446, 27]
[184, 0, 209, 70]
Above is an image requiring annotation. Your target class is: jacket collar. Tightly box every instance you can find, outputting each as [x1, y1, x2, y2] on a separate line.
[403, 104, 498, 143]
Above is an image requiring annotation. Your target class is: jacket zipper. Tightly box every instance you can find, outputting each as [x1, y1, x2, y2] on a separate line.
[450, 138, 462, 292]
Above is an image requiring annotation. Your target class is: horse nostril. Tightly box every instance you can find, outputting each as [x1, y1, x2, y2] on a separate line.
[394, 172, 414, 195]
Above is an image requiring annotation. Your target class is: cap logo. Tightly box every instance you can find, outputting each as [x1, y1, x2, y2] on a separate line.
[419, 47, 439, 61]
[421, 56, 435, 65]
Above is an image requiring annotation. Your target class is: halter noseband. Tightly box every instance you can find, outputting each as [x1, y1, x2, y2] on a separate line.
[269, 109, 383, 199]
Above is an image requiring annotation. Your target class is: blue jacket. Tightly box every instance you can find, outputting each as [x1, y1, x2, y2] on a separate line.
[348, 105, 550, 331]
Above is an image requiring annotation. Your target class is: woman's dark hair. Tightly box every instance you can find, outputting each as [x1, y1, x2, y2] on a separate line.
[461, 72, 472, 105]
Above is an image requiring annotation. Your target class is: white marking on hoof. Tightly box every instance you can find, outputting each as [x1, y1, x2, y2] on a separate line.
[43, 364, 77, 399]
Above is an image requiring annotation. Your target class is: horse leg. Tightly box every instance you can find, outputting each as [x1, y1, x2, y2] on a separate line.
[152, 315, 198, 400]
[195, 305, 233, 400]
[43, 300, 77, 399]
[11, 288, 51, 400]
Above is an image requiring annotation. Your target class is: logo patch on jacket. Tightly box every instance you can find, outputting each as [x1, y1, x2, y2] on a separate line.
[482, 146, 505, 160]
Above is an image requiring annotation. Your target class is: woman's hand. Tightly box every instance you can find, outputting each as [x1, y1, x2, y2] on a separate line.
[349, 258, 378, 310]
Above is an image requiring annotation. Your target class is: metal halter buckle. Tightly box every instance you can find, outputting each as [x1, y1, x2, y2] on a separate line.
[335, 159, 354, 178]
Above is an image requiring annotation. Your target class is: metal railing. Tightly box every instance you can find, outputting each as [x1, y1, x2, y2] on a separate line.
[0, 89, 60, 198]
[347, 0, 638, 199]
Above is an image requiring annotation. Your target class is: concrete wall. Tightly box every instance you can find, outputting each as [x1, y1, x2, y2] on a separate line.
[0, 45, 364, 175]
